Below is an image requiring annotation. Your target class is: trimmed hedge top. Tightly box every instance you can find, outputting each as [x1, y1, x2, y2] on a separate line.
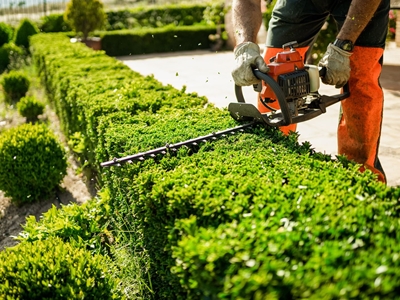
[100, 106, 400, 299]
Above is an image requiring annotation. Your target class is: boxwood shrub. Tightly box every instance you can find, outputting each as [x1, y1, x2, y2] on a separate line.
[106, 4, 207, 30]
[0, 42, 25, 73]
[100, 25, 219, 56]
[14, 18, 40, 49]
[1, 70, 30, 102]
[0, 237, 122, 299]
[0, 123, 67, 203]
[17, 194, 113, 256]
[0, 22, 13, 47]
[40, 13, 72, 32]
[29, 32, 400, 300]
[17, 95, 45, 122]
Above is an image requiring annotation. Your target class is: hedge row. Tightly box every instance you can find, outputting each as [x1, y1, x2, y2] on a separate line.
[40, 3, 214, 33]
[100, 110, 400, 299]
[106, 4, 208, 30]
[100, 25, 219, 56]
[29, 33, 400, 299]
[31, 33, 206, 169]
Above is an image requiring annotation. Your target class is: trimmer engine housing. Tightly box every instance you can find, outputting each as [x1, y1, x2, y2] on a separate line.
[261, 42, 311, 101]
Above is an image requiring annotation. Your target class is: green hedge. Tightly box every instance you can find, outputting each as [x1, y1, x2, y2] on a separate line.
[106, 4, 208, 30]
[100, 25, 219, 56]
[29, 33, 400, 300]
[98, 107, 400, 299]
[31, 33, 206, 168]
[39, 4, 212, 33]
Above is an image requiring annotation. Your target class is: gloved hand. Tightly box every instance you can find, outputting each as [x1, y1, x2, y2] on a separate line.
[319, 43, 352, 88]
[232, 42, 270, 86]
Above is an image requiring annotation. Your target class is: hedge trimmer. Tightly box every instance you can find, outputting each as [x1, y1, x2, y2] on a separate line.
[101, 41, 349, 168]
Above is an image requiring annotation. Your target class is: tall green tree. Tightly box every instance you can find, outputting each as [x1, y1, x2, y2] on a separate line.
[64, 0, 106, 41]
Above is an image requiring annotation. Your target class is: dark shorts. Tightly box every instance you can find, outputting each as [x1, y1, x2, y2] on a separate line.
[266, 0, 390, 49]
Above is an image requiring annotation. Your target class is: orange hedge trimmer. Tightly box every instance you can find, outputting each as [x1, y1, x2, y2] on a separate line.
[101, 41, 349, 167]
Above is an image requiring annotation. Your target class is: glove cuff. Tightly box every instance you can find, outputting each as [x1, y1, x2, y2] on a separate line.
[328, 43, 353, 57]
[234, 42, 261, 59]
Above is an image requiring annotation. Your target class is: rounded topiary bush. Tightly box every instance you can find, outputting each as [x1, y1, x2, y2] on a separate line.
[0, 43, 24, 72]
[1, 70, 30, 102]
[0, 123, 67, 203]
[0, 22, 13, 47]
[14, 18, 39, 49]
[17, 95, 45, 122]
[0, 237, 121, 299]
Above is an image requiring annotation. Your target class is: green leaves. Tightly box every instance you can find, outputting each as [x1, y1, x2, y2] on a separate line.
[18, 196, 113, 256]
[0, 237, 122, 299]
[16, 95, 45, 122]
[29, 31, 400, 299]
[0, 123, 67, 203]
[64, 0, 106, 40]
[1, 70, 30, 103]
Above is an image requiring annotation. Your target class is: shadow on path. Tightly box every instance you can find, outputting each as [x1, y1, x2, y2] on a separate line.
[381, 65, 400, 91]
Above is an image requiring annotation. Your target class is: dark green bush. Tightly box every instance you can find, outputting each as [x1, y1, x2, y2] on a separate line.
[0, 123, 67, 203]
[0, 22, 13, 47]
[37, 4, 213, 32]
[106, 4, 208, 31]
[14, 18, 39, 49]
[0, 43, 24, 72]
[101, 25, 218, 56]
[17, 95, 45, 122]
[0, 237, 122, 299]
[40, 13, 72, 32]
[1, 70, 30, 102]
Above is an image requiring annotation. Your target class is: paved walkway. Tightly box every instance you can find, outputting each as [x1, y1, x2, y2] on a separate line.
[118, 42, 400, 187]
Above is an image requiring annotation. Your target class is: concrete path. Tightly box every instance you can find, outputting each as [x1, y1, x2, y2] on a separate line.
[118, 43, 400, 187]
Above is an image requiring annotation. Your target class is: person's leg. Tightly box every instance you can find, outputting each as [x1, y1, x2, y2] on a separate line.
[262, 0, 329, 134]
[332, 0, 390, 183]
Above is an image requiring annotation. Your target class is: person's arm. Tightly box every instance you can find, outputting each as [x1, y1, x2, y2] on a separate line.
[337, 0, 382, 43]
[319, 0, 382, 87]
[232, 0, 263, 45]
[231, 0, 269, 86]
